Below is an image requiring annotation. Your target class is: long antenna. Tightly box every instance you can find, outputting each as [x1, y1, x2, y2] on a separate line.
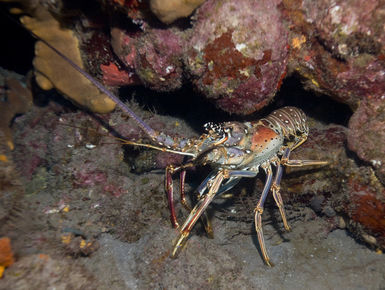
[5, 11, 159, 141]
[34, 31, 158, 139]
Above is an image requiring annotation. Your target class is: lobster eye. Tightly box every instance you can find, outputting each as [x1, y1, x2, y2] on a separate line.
[204, 122, 224, 135]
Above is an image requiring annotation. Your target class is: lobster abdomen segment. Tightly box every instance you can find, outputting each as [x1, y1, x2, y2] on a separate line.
[261, 106, 309, 139]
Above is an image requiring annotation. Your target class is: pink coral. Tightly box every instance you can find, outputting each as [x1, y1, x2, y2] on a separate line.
[100, 63, 138, 86]
[348, 97, 385, 184]
[134, 28, 185, 91]
[284, 0, 385, 108]
[344, 178, 385, 248]
[185, 0, 289, 114]
[110, 28, 138, 68]
[107, 0, 289, 113]
[110, 27, 185, 91]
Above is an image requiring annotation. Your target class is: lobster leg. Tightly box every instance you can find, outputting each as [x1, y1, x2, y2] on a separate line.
[272, 148, 291, 231]
[167, 167, 216, 237]
[166, 166, 179, 228]
[282, 159, 329, 167]
[171, 170, 226, 258]
[165, 163, 196, 228]
[271, 173, 291, 231]
[254, 164, 274, 267]
[272, 149, 328, 231]
[195, 170, 238, 239]
[171, 169, 258, 258]
[179, 170, 191, 211]
[181, 169, 214, 238]
[290, 135, 307, 151]
[280, 148, 328, 167]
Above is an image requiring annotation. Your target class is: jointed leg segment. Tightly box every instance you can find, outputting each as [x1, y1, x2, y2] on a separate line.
[171, 170, 225, 257]
[165, 163, 194, 228]
[254, 164, 274, 267]
[271, 148, 291, 232]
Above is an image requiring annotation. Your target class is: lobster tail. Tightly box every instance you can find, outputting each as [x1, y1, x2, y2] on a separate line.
[261, 106, 309, 140]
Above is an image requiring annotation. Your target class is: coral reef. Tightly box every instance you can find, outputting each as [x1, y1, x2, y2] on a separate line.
[281, 0, 385, 190]
[283, 0, 385, 108]
[150, 0, 205, 24]
[0, 68, 32, 150]
[185, 0, 289, 114]
[348, 97, 385, 184]
[103, 0, 289, 113]
[110, 27, 185, 91]
[4, 0, 383, 115]
[279, 123, 385, 249]
[21, 9, 116, 113]
[134, 28, 185, 91]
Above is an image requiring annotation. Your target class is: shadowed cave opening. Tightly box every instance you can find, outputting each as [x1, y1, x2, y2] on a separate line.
[120, 75, 353, 134]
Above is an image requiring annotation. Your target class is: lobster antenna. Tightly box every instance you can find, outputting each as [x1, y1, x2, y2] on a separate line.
[35, 33, 157, 139]
[115, 138, 195, 157]
[6, 11, 158, 140]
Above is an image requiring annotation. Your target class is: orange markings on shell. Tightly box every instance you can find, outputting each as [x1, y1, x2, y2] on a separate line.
[251, 126, 279, 151]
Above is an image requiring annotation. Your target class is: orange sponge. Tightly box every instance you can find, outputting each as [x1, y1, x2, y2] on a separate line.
[0, 237, 14, 278]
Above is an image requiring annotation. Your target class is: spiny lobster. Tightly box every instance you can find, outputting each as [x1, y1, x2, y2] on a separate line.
[26, 29, 327, 267]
